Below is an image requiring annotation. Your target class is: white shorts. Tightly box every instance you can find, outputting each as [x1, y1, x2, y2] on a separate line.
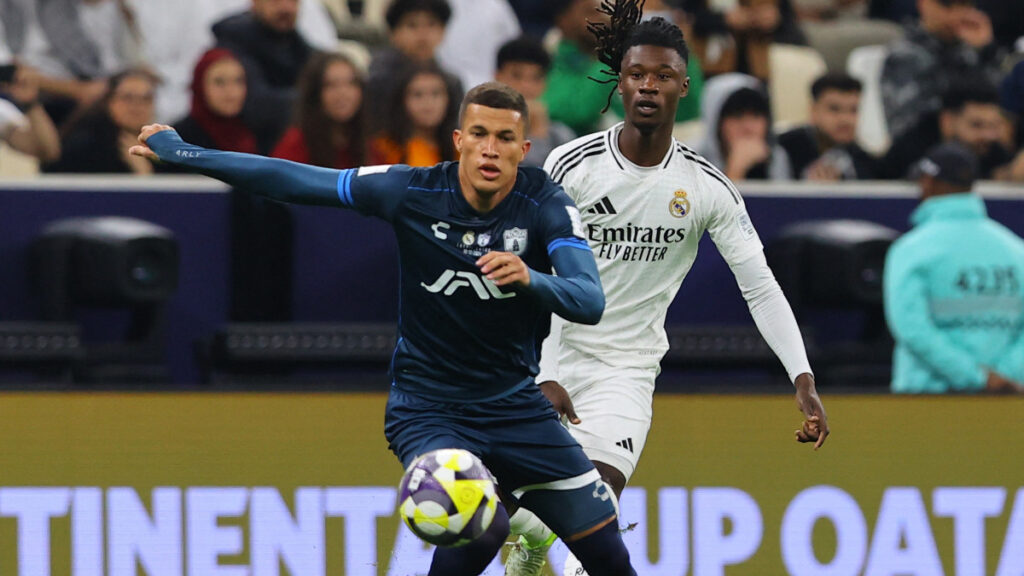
[555, 347, 658, 481]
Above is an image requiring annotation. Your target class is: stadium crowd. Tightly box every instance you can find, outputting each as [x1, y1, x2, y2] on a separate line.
[1, 0, 1023, 184]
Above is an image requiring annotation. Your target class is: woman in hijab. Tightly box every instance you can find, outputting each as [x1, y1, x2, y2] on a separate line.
[172, 48, 257, 154]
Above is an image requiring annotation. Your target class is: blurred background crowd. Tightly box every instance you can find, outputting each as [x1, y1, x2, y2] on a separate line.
[1, 0, 1023, 185]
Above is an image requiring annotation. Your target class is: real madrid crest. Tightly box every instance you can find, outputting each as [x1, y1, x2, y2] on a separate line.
[669, 189, 690, 218]
[462, 230, 476, 245]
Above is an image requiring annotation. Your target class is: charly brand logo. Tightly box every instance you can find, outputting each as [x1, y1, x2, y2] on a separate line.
[503, 228, 527, 255]
[421, 270, 515, 300]
[669, 189, 690, 218]
[431, 221, 450, 240]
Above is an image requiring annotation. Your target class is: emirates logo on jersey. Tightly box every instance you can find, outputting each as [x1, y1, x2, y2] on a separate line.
[669, 189, 691, 218]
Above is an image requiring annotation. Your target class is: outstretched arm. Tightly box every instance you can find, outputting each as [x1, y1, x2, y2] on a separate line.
[130, 124, 342, 207]
[730, 251, 829, 449]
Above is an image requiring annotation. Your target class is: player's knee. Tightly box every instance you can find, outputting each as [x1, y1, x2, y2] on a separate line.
[473, 501, 510, 552]
[518, 478, 617, 539]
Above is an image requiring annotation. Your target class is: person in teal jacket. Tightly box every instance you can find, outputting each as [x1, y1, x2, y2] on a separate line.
[884, 143, 1024, 394]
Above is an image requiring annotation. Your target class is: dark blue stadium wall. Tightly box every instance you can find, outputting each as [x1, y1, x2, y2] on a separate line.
[1, 179, 1021, 383]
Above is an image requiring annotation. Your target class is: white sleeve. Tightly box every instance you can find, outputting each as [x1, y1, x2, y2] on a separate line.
[536, 314, 565, 383]
[730, 251, 813, 383]
[704, 180, 763, 267]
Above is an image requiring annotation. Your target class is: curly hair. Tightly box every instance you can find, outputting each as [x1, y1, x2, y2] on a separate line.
[588, 0, 690, 112]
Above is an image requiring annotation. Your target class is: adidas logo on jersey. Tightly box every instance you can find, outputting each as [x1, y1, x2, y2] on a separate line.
[615, 438, 634, 453]
[586, 197, 617, 215]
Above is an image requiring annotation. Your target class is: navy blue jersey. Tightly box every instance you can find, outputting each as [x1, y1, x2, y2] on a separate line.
[341, 162, 592, 400]
[145, 131, 603, 402]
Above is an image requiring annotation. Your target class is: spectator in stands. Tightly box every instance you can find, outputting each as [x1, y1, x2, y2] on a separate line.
[272, 51, 369, 168]
[0, 64, 61, 164]
[679, 0, 806, 81]
[884, 142, 1024, 394]
[437, 0, 521, 91]
[869, 0, 1022, 50]
[698, 72, 791, 180]
[366, 0, 462, 131]
[172, 48, 258, 154]
[779, 73, 877, 181]
[124, 0, 340, 125]
[543, 0, 615, 136]
[213, 0, 316, 152]
[880, 0, 1004, 141]
[880, 79, 1013, 181]
[370, 62, 458, 166]
[494, 37, 575, 167]
[0, 0, 129, 127]
[45, 68, 160, 174]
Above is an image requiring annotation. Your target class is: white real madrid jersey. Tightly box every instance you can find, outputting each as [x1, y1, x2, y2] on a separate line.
[542, 123, 764, 369]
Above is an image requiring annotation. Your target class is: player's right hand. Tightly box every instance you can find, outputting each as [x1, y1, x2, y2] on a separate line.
[538, 380, 580, 425]
[129, 123, 175, 162]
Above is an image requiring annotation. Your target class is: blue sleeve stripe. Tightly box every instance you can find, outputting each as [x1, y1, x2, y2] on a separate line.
[547, 237, 591, 254]
[336, 169, 355, 206]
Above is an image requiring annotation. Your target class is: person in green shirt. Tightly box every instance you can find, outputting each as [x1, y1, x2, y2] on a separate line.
[545, 0, 705, 135]
[884, 142, 1024, 394]
[542, 0, 612, 135]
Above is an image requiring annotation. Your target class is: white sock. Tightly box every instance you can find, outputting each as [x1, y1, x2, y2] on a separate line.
[508, 508, 554, 547]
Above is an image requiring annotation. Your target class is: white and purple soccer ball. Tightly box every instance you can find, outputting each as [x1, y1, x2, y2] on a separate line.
[398, 448, 498, 547]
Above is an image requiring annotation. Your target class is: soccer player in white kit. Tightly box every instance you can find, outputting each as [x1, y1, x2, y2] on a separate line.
[503, 3, 830, 575]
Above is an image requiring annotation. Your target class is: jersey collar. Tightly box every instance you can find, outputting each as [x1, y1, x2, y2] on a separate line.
[608, 122, 677, 175]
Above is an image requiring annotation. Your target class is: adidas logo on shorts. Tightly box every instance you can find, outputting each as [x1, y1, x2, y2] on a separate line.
[615, 438, 634, 453]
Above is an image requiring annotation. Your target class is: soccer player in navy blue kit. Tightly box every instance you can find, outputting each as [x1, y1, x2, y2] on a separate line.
[130, 82, 638, 576]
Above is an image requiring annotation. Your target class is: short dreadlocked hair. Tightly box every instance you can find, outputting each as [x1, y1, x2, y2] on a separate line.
[588, 0, 690, 111]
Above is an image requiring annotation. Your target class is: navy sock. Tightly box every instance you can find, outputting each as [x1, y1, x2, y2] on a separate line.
[428, 502, 510, 576]
[564, 520, 636, 576]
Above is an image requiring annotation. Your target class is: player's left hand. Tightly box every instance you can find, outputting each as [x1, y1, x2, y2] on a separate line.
[794, 372, 829, 449]
[477, 251, 530, 287]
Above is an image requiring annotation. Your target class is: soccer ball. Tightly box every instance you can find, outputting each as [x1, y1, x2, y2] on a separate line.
[398, 448, 498, 547]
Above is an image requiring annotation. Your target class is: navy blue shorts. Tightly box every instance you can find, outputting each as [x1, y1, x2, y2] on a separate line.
[384, 382, 596, 494]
